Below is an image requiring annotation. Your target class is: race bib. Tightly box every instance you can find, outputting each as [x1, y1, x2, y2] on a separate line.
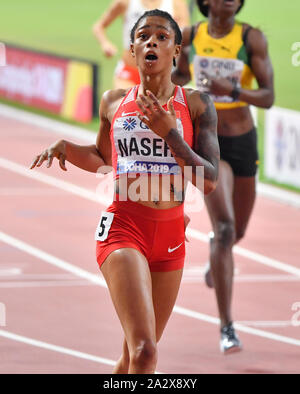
[193, 55, 244, 103]
[95, 212, 114, 241]
[113, 113, 183, 175]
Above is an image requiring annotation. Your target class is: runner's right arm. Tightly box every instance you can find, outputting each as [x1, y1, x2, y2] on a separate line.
[92, 0, 128, 57]
[29, 92, 114, 173]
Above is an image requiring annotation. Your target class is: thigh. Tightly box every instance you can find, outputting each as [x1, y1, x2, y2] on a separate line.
[204, 160, 235, 226]
[233, 175, 256, 240]
[150, 268, 183, 342]
[100, 248, 156, 348]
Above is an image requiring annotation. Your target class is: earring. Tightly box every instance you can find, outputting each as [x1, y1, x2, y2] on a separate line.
[203, 0, 208, 5]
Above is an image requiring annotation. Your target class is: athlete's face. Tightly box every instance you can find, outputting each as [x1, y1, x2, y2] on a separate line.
[131, 16, 180, 75]
[207, 0, 241, 17]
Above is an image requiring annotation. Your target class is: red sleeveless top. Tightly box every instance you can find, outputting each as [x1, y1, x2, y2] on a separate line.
[110, 85, 194, 178]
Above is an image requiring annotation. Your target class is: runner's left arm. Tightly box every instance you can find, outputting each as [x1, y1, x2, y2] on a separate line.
[200, 28, 275, 109]
[136, 89, 219, 194]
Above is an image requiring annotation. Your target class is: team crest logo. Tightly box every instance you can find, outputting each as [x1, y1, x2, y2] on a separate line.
[123, 117, 137, 131]
[200, 58, 209, 68]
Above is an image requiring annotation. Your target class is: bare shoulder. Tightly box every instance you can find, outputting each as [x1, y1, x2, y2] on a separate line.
[100, 88, 129, 121]
[102, 88, 128, 104]
[241, 23, 269, 52]
[184, 88, 217, 124]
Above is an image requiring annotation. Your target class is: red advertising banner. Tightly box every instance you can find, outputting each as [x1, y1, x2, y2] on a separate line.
[0, 43, 98, 123]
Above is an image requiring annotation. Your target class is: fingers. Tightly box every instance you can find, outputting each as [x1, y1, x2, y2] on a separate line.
[36, 152, 48, 168]
[29, 151, 49, 169]
[167, 96, 175, 116]
[135, 91, 177, 135]
[136, 94, 154, 116]
[146, 90, 163, 111]
[47, 152, 54, 168]
[59, 153, 67, 171]
[137, 112, 150, 126]
[136, 91, 164, 117]
[30, 150, 67, 171]
[29, 155, 41, 169]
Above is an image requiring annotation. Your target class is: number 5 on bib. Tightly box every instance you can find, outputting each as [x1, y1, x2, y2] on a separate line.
[95, 212, 114, 241]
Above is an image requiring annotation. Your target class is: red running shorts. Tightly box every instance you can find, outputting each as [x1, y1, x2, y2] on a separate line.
[95, 199, 185, 272]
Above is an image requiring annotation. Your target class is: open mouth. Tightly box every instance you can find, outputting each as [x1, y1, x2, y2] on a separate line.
[145, 53, 158, 61]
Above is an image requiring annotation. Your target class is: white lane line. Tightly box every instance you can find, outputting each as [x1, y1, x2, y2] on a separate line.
[0, 103, 96, 143]
[235, 321, 294, 328]
[0, 231, 107, 288]
[173, 305, 300, 347]
[0, 273, 86, 280]
[1, 102, 300, 208]
[0, 272, 94, 287]
[185, 228, 300, 278]
[0, 280, 93, 288]
[0, 329, 115, 367]
[1, 231, 300, 348]
[0, 187, 67, 196]
[257, 183, 300, 209]
[0, 268, 22, 276]
[0, 157, 111, 206]
[182, 267, 300, 283]
[182, 274, 300, 283]
[1, 156, 299, 278]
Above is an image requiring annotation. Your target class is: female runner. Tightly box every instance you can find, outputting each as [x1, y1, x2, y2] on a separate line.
[31, 9, 219, 373]
[172, 0, 274, 353]
[92, 0, 190, 88]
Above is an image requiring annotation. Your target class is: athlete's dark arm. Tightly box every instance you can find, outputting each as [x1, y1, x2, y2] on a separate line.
[30, 93, 113, 173]
[136, 89, 219, 194]
[237, 28, 274, 108]
[172, 26, 193, 86]
[172, 26, 274, 109]
[164, 91, 219, 194]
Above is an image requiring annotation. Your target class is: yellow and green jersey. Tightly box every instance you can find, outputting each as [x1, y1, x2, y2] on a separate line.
[189, 21, 255, 110]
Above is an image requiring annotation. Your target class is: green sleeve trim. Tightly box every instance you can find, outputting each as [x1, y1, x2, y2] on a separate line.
[237, 44, 249, 66]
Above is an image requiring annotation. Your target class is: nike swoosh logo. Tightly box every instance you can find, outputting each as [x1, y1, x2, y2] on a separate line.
[168, 242, 183, 253]
[121, 111, 137, 117]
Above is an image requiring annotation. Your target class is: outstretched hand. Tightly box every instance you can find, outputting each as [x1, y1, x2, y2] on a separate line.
[136, 90, 177, 139]
[30, 140, 67, 171]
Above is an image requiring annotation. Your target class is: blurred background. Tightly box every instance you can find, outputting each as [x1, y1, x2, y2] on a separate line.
[0, 0, 299, 191]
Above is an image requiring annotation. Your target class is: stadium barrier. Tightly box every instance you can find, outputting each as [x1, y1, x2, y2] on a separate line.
[265, 106, 300, 189]
[0, 42, 98, 123]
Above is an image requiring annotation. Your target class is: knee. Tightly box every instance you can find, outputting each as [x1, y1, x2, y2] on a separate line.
[214, 221, 236, 248]
[130, 339, 157, 368]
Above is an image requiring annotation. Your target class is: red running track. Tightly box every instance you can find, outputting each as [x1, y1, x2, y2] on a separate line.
[0, 110, 300, 374]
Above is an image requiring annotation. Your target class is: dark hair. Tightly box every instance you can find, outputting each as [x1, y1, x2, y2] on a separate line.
[196, 0, 245, 17]
[130, 9, 182, 45]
